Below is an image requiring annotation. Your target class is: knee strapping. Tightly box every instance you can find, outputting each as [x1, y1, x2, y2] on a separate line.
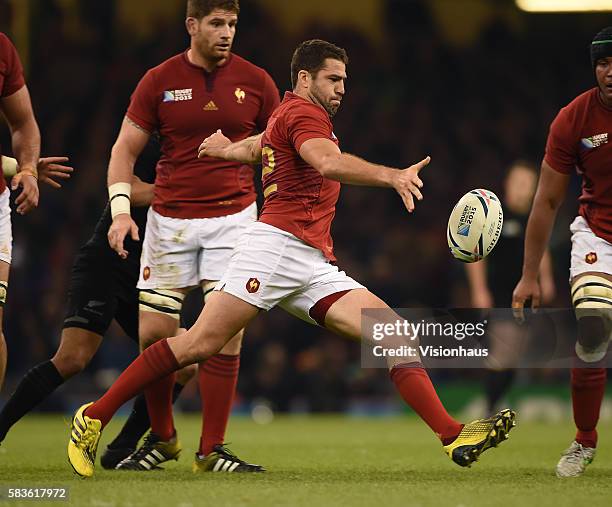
[139, 289, 185, 320]
[572, 275, 612, 362]
[0, 280, 8, 307]
[202, 281, 217, 303]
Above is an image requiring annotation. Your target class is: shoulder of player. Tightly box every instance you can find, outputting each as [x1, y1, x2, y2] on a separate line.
[286, 98, 330, 124]
[228, 53, 272, 85]
[228, 52, 263, 73]
[145, 53, 185, 77]
[556, 88, 598, 118]
[0, 32, 15, 54]
[548, 88, 596, 135]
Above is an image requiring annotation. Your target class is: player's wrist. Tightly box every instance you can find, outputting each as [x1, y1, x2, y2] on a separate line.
[520, 269, 538, 281]
[18, 164, 38, 180]
[109, 182, 132, 219]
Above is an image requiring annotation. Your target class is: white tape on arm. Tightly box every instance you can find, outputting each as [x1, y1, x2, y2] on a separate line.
[108, 182, 132, 218]
[1, 156, 18, 178]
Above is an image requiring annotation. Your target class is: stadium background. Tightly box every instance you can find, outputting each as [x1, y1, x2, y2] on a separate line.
[0, 0, 608, 418]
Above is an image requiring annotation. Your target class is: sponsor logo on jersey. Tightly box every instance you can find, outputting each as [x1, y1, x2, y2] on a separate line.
[246, 277, 260, 293]
[585, 252, 598, 264]
[457, 205, 477, 236]
[581, 133, 608, 149]
[163, 88, 193, 102]
[203, 100, 219, 111]
[235, 87, 245, 103]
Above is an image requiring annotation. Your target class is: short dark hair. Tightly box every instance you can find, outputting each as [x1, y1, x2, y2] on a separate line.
[187, 0, 239, 19]
[290, 39, 348, 89]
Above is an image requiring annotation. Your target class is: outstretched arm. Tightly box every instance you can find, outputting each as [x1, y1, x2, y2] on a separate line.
[198, 130, 263, 165]
[299, 137, 430, 213]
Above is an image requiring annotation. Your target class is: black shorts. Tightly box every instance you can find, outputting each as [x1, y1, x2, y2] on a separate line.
[63, 245, 140, 343]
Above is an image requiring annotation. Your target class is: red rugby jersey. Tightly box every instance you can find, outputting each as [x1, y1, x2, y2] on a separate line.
[545, 88, 612, 243]
[259, 92, 341, 261]
[0, 33, 26, 195]
[127, 51, 279, 219]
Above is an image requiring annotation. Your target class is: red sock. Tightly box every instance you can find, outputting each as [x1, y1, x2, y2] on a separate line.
[145, 373, 177, 441]
[85, 339, 179, 428]
[390, 363, 463, 444]
[198, 354, 240, 455]
[571, 367, 606, 448]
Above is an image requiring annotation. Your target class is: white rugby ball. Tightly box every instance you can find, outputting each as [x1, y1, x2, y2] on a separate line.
[447, 189, 503, 263]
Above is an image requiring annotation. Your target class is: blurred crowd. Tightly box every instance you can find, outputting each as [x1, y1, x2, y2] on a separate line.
[0, 0, 604, 413]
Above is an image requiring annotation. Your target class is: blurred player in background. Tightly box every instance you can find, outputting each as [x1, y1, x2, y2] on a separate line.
[513, 26, 612, 478]
[0, 140, 194, 467]
[466, 161, 555, 412]
[0, 31, 42, 392]
[68, 38, 516, 479]
[104, 0, 279, 472]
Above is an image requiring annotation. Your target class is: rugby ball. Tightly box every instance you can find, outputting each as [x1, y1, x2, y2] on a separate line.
[447, 189, 503, 263]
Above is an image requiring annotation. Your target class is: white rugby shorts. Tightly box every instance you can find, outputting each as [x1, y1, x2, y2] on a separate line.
[138, 202, 257, 289]
[216, 221, 364, 324]
[0, 188, 12, 265]
[570, 215, 612, 279]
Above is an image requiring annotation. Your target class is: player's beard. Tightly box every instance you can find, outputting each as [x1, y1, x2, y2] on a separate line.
[311, 84, 339, 118]
[196, 38, 228, 64]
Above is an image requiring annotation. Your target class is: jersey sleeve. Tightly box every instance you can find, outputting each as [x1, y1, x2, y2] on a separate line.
[126, 69, 159, 133]
[255, 70, 280, 132]
[287, 105, 332, 153]
[544, 107, 577, 175]
[0, 34, 25, 97]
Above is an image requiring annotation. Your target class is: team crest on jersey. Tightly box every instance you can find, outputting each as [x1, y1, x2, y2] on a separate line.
[580, 133, 608, 149]
[143, 266, 151, 280]
[246, 277, 260, 293]
[585, 252, 598, 264]
[163, 88, 193, 102]
[235, 88, 246, 104]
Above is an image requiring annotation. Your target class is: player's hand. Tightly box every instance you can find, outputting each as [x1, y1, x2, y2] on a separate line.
[197, 129, 230, 159]
[512, 276, 541, 323]
[11, 169, 39, 215]
[392, 156, 430, 213]
[108, 213, 139, 259]
[37, 156, 73, 188]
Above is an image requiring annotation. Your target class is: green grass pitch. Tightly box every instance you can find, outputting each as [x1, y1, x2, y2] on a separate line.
[1, 414, 612, 506]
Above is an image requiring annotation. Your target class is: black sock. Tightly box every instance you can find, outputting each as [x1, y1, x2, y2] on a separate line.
[0, 360, 65, 442]
[107, 382, 185, 449]
[485, 369, 516, 414]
